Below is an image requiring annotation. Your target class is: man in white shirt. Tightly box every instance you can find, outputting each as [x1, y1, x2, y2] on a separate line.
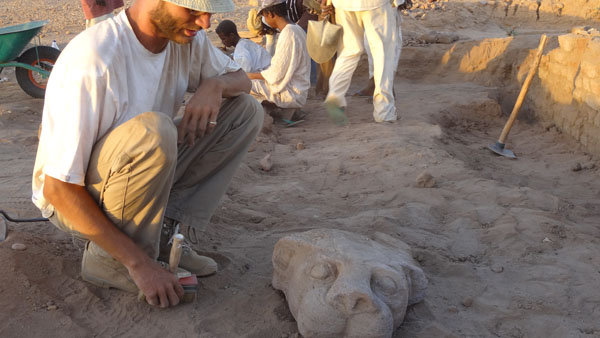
[321, 0, 398, 123]
[216, 19, 272, 73]
[247, 0, 311, 115]
[32, 0, 263, 308]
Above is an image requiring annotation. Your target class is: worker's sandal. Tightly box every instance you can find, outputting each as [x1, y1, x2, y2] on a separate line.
[160, 218, 218, 277]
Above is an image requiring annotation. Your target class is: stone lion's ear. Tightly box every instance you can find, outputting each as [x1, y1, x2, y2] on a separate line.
[273, 241, 296, 273]
[404, 264, 428, 305]
[372, 232, 428, 305]
[272, 237, 300, 291]
[372, 232, 411, 252]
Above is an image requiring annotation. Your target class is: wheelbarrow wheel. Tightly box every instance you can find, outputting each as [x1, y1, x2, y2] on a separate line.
[15, 46, 60, 99]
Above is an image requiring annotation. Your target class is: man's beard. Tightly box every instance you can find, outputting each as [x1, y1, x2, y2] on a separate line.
[149, 2, 194, 44]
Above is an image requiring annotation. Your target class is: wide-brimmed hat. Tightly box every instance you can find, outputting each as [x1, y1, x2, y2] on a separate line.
[307, 19, 343, 64]
[257, 0, 286, 15]
[163, 0, 235, 13]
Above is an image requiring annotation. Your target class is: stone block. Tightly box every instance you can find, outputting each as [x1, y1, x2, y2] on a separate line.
[558, 34, 589, 53]
[272, 229, 428, 338]
[593, 111, 600, 128]
[587, 37, 600, 55]
[548, 49, 582, 67]
[547, 60, 578, 81]
[585, 94, 600, 111]
[580, 60, 600, 79]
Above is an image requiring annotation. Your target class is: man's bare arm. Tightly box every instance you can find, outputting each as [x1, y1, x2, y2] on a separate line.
[43, 175, 184, 308]
[178, 69, 252, 145]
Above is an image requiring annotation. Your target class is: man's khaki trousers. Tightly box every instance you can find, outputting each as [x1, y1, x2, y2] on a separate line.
[50, 94, 263, 260]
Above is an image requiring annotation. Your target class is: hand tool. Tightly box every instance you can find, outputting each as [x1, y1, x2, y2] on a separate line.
[488, 34, 548, 159]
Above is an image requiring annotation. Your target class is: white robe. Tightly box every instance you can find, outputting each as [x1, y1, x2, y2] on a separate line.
[251, 24, 311, 109]
[234, 38, 271, 73]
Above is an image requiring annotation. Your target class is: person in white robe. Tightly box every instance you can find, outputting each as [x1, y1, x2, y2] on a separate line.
[247, 0, 311, 110]
[216, 19, 272, 73]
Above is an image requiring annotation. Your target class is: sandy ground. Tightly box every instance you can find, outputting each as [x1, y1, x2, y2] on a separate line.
[1, 0, 600, 337]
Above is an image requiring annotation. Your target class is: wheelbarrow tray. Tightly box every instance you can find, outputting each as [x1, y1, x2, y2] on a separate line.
[0, 20, 48, 62]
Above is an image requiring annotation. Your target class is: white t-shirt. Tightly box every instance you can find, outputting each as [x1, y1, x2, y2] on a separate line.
[332, 0, 390, 11]
[233, 39, 271, 73]
[32, 10, 240, 217]
[251, 24, 310, 109]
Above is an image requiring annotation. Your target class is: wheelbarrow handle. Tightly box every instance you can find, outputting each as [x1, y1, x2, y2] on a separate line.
[0, 210, 48, 223]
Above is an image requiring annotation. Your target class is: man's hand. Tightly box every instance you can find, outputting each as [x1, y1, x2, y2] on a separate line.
[178, 69, 250, 145]
[320, 0, 334, 19]
[128, 258, 184, 308]
[179, 77, 223, 145]
[43, 176, 184, 308]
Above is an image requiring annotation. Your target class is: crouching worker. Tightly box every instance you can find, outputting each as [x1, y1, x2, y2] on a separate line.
[32, 0, 263, 308]
[247, 0, 311, 124]
[216, 19, 272, 73]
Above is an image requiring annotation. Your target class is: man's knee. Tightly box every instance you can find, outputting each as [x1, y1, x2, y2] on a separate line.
[225, 94, 264, 133]
[129, 112, 178, 166]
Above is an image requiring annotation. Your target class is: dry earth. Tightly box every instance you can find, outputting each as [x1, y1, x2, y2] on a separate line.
[1, 0, 600, 337]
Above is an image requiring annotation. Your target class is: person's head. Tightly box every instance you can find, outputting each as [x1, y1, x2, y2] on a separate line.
[148, 0, 235, 44]
[257, 0, 288, 29]
[215, 20, 240, 48]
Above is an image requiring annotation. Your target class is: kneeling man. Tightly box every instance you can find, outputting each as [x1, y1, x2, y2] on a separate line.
[32, 0, 263, 308]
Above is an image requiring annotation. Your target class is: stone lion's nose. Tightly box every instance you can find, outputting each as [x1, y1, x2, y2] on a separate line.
[331, 290, 378, 315]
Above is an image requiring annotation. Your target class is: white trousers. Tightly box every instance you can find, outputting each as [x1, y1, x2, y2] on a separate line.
[325, 3, 397, 122]
[366, 8, 403, 78]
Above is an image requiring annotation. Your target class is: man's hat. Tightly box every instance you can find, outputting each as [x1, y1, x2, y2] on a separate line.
[257, 0, 286, 15]
[163, 0, 235, 13]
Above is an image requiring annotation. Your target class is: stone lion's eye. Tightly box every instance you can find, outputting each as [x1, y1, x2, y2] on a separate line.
[372, 275, 398, 295]
[309, 263, 332, 280]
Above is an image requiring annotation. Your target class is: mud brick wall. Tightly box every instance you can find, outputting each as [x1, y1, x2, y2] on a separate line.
[536, 32, 600, 154]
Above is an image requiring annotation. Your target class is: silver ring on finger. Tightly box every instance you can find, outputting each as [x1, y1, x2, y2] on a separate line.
[209, 121, 217, 125]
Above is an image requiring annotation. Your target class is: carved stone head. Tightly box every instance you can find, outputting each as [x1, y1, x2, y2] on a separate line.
[272, 229, 427, 338]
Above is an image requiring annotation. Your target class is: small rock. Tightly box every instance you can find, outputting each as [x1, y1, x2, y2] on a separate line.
[260, 154, 272, 171]
[261, 114, 274, 134]
[479, 0, 487, 5]
[582, 328, 595, 334]
[448, 306, 459, 313]
[416, 171, 436, 188]
[583, 162, 596, 170]
[11, 243, 27, 251]
[491, 264, 504, 273]
[461, 297, 474, 307]
[542, 121, 555, 131]
[296, 141, 304, 150]
[47, 305, 58, 311]
[571, 162, 582, 171]
[542, 237, 552, 243]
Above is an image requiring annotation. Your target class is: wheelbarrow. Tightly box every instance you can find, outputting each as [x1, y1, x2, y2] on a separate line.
[0, 20, 60, 98]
